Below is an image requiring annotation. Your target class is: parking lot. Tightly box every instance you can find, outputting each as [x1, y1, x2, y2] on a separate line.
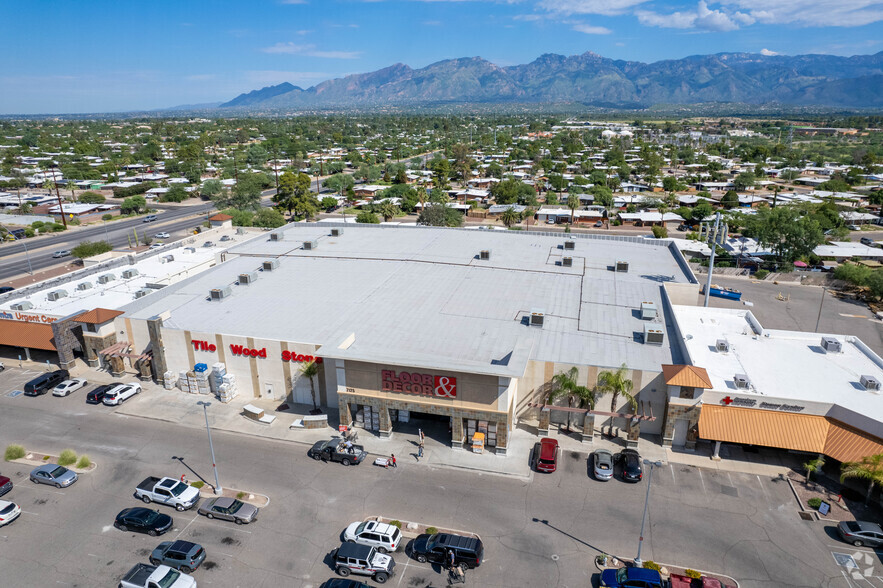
[1, 367, 883, 587]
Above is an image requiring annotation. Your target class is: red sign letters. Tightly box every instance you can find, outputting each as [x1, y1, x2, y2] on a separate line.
[230, 344, 267, 358]
[381, 370, 457, 398]
[282, 350, 323, 364]
[191, 339, 216, 352]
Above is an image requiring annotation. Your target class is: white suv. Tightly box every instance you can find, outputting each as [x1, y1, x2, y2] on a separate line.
[343, 520, 402, 553]
[102, 383, 142, 406]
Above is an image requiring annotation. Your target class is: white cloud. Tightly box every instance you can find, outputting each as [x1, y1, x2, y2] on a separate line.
[759, 48, 779, 55]
[636, 1, 752, 31]
[723, 0, 883, 27]
[537, 0, 649, 16]
[513, 13, 544, 20]
[572, 22, 613, 33]
[261, 42, 361, 59]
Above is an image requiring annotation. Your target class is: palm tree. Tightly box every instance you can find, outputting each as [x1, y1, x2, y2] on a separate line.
[841, 453, 883, 504]
[597, 363, 635, 436]
[299, 360, 320, 410]
[377, 201, 400, 222]
[547, 367, 596, 433]
[500, 207, 520, 228]
[567, 193, 580, 225]
[803, 456, 825, 484]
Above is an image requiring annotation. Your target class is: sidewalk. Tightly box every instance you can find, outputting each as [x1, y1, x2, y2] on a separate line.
[113, 381, 799, 481]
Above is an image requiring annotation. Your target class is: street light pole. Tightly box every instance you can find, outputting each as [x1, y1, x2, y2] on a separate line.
[196, 401, 223, 495]
[634, 459, 663, 567]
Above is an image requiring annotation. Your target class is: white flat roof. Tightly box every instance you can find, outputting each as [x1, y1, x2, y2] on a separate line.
[123, 225, 697, 376]
[673, 305, 883, 429]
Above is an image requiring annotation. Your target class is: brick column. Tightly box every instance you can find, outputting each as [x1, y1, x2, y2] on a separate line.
[495, 420, 509, 455]
[338, 397, 353, 429]
[147, 316, 168, 385]
[451, 414, 464, 450]
[109, 355, 126, 377]
[538, 407, 551, 436]
[626, 419, 640, 448]
[51, 317, 81, 371]
[378, 401, 393, 439]
[581, 413, 595, 443]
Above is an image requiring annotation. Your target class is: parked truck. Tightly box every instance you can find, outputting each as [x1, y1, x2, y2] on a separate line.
[134, 477, 200, 511]
[118, 563, 196, 588]
[308, 438, 367, 466]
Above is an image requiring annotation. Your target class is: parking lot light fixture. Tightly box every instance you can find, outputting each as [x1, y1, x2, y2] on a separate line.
[196, 401, 222, 495]
[634, 459, 664, 567]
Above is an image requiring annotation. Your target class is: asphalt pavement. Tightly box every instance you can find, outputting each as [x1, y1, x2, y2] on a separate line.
[0, 366, 875, 588]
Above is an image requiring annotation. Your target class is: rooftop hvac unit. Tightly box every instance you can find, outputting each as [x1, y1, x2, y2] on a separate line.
[262, 259, 279, 271]
[236, 227, 246, 235]
[530, 309, 545, 327]
[269, 232, 281, 241]
[716, 339, 730, 353]
[134, 288, 152, 299]
[11, 301, 33, 311]
[562, 256, 573, 267]
[331, 228, 343, 237]
[640, 301, 657, 320]
[210, 286, 232, 301]
[183, 247, 196, 253]
[563, 240, 575, 251]
[644, 325, 664, 345]
[303, 240, 318, 250]
[821, 337, 841, 353]
[615, 260, 629, 273]
[734, 374, 751, 389]
[97, 273, 116, 284]
[47, 289, 68, 302]
[239, 271, 258, 285]
[77, 282, 93, 291]
[121, 269, 139, 279]
[861, 375, 881, 391]
[479, 249, 491, 261]
[159, 254, 175, 264]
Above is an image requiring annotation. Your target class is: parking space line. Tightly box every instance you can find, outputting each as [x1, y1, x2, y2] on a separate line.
[756, 475, 769, 501]
[828, 545, 880, 554]
[21, 510, 40, 515]
[669, 464, 676, 485]
[174, 515, 200, 539]
[843, 570, 860, 587]
[698, 469, 707, 495]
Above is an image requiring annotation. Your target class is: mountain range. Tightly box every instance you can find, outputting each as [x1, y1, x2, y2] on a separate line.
[218, 51, 883, 110]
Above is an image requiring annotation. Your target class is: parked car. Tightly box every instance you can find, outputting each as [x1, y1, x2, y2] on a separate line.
[344, 520, 403, 553]
[119, 563, 195, 588]
[331, 542, 395, 584]
[0, 473, 12, 497]
[52, 378, 89, 397]
[309, 438, 367, 466]
[114, 507, 173, 536]
[410, 532, 484, 569]
[150, 540, 206, 573]
[30, 464, 78, 488]
[617, 449, 643, 482]
[322, 580, 372, 588]
[102, 382, 141, 405]
[535, 437, 559, 473]
[86, 383, 116, 404]
[592, 449, 614, 481]
[677, 224, 689, 231]
[23, 369, 69, 396]
[154, 232, 170, 239]
[0, 499, 21, 527]
[143, 214, 158, 223]
[198, 496, 258, 524]
[52, 249, 71, 258]
[0, 286, 14, 294]
[601, 566, 665, 588]
[594, 220, 603, 227]
[848, 224, 861, 231]
[837, 520, 883, 547]
[135, 476, 200, 511]
[860, 237, 879, 248]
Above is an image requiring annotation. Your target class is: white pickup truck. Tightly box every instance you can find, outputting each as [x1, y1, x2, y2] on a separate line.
[119, 563, 196, 588]
[134, 477, 200, 511]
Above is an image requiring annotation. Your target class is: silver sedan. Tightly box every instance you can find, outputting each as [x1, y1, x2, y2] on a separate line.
[592, 449, 614, 481]
[198, 497, 258, 524]
[30, 464, 78, 488]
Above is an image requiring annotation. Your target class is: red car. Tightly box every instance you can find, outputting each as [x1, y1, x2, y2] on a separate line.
[535, 438, 559, 473]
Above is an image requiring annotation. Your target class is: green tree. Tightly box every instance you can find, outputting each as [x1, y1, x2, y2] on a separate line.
[500, 207, 520, 228]
[841, 453, 883, 505]
[71, 240, 112, 259]
[804, 456, 825, 484]
[692, 201, 714, 222]
[161, 184, 188, 203]
[596, 364, 635, 437]
[721, 190, 739, 209]
[274, 171, 313, 216]
[252, 208, 286, 228]
[733, 171, 756, 191]
[743, 206, 824, 262]
[121, 195, 147, 214]
[324, 173, 354, 197]
[200, 179, 223, 200]
[298, 360, 320, 410]
[78, 191, 105, 204]
[356, 210, 380, 224]
[376, 201, 401, 222]
[320, 196, 338, 211]
[651, 225, 668, 238]
[215, 174, 264, 211]
[546, 367, 596, 433]
[417, 204, 462, 227]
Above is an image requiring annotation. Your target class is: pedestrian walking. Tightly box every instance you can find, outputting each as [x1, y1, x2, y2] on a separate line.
[390, 454, 397, 468]
[417, 441, 424, 460]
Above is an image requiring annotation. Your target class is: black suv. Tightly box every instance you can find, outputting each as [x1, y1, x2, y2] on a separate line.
[331, 542, 395, 584]
[23, 370, 69, 396]
[410, 532, 484, 569]
[86, 383, 116, 404]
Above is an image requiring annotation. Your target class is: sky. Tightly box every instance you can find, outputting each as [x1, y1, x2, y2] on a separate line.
[1, 0, 881, 114]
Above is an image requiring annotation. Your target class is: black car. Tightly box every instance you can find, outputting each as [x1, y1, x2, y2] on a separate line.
[410, 532, 484, 569]
[617, 449, 643, 482]
[23, 370, 69, 396]
[322, 580, 372, 588]
[114, 507, 173, 536]
[86, 383, 116, 404]
[0, 286, 14, 294]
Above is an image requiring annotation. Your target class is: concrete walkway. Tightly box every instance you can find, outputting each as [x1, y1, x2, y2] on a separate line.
[113, 381, 802, 481]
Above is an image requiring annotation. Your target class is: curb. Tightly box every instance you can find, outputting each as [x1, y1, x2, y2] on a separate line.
[785, 476, 847, 523]
[367, 515, 481, 541]
[9, 452, 98, 474]
[599, 560, 739, 588]
[197, 487, 270, 508]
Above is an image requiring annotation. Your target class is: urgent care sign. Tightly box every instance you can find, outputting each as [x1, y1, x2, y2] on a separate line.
[381, 370, 457, 398]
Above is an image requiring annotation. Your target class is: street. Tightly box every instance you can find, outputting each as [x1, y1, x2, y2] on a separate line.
[0, 367, 876, 588]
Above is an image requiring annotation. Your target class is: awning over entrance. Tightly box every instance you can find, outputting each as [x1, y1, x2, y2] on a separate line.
[699, 404, 883, 462]
[662, 364, 713, 388]
[0, 319, 56, 351]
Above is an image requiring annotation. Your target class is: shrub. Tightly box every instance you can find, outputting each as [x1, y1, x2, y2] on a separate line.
[43, 455, 50, 461]
[685, 569, 702, 579]
[425, 526, 439, 535]
[76, 455, 91, 469]
[71, 240, 113, 259]
[807, 497, 822, 509]
[642, 561, 661, 571]
[102, 214, 113, 221]
[79, 191, 106, 204]
[24, 228, 35, 237]
[191, 481, 205, 489]
[69, 218, 81, 226]
[31, 221, 45, 229]
[754, 269, 769, 280]
[58, 449, 77, 466]
[651, 225, 669, 239]
[389, 520, 402, 529]
[50, 223, 66, 232]
[236, 491, 246, 499]
[4, 444, 25, 461]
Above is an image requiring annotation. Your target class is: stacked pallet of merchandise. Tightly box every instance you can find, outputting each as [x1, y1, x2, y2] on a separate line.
[194, 364, 210, 395]
[398, 410, 410, 423]
[163, 371, 176, 390]
[185, 371, 199, 394]
[176, 370, 190, 393]
[209, 363, 226, 395]
[217, 374, 238, 403]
